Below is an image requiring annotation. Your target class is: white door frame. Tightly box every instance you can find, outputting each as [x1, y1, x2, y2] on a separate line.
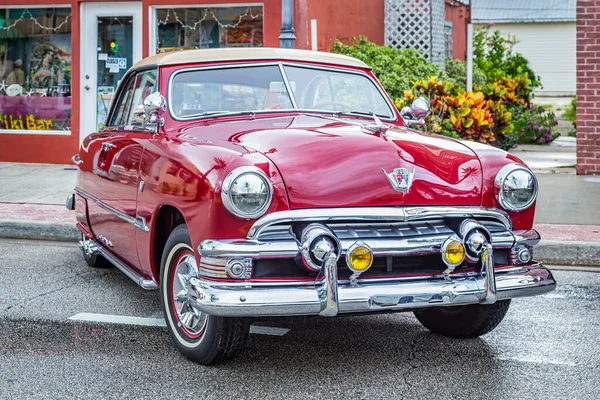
[80, 2, 143, 142]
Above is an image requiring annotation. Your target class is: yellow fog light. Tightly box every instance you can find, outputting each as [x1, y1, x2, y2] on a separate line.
[442, 237, 465, 267]
[346, 242, 373, 272]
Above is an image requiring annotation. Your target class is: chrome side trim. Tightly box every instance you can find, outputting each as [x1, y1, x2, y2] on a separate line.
[186, 264, 555, 317]
[247, 207, 512, 240]
[75, 188, 150, 232]
[79, 238, 158, 290]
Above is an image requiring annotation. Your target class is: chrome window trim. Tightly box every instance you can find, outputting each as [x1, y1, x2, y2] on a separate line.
[278, 63, 298, 109]
[106, 66, 159, 131]
[247, 207, 513, 240]
[75, 188, 150, 232]
[166, 61, 398, 122]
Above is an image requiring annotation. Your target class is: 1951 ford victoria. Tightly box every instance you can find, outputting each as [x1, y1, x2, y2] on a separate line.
[68, 48, 556, 364]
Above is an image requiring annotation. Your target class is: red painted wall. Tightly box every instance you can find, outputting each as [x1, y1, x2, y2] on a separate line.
[445, 0, 470, 61]
[298, 0, 385, 51]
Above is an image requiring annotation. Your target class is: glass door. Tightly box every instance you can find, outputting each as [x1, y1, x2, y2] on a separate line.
[96, 16, 133, 131]
[80, 2, 142, 142]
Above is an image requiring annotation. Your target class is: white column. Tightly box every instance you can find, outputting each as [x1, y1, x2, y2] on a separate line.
[311, 19, 318, 51]
[466, 23, 473, 91]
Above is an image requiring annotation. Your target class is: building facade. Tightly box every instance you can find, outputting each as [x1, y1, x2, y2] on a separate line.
[0, 0, 467, 164]
[472, 0, 576, 97]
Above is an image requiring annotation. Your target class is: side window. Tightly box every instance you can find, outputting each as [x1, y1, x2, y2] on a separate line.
[126, 70, 158, 127]
[109, 77, 136, 127]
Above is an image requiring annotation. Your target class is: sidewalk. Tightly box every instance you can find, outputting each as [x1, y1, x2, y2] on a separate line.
[0, 160, 599, 266]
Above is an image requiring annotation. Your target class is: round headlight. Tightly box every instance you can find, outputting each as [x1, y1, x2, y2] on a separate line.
[221, 166, 273, 219]
[494, 164, 538, 212]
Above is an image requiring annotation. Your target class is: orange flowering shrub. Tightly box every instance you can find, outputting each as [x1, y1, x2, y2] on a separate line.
[402, 77, 498, 144]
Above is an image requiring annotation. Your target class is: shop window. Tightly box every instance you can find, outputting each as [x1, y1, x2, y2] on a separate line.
[155, 6, 263, 53]
[0, 8, 72, 132]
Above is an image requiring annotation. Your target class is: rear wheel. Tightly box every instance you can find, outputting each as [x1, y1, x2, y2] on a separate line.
[413, 300, 511, 338]
[160, 224, 250, 364]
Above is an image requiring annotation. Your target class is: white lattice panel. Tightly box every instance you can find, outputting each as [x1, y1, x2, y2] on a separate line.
[385, 0, 446, 67]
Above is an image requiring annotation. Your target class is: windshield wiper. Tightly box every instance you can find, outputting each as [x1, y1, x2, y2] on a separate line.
[335, 110, 390, 135]
[181, 110, 251, 119]
[334, 110, 390, 119]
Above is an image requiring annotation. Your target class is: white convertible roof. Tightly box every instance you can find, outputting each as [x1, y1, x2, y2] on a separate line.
[134, 47, 370, 69]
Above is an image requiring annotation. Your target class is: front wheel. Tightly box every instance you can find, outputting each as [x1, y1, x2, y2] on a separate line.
[413, 300, 511, 338]
[160, 224, 250, 365]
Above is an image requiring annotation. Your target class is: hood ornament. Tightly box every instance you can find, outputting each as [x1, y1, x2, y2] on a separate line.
[383, 167, 414, 193]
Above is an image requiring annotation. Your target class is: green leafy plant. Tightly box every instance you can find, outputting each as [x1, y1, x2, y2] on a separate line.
[564, 98, 576, 122]
[445, 58, 487, 90]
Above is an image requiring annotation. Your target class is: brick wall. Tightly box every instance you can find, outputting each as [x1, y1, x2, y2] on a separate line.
[577, 0, 600, 175]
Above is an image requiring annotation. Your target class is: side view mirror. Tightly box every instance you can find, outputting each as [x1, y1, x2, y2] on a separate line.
[144, 92, 166, 118]
[401, 96, 430, 127]
[136, 92, 167, 129]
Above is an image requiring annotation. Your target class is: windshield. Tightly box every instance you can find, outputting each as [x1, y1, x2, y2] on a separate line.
[169, 63, 394, 120]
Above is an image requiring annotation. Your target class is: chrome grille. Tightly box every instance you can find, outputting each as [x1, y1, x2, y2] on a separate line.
[328, 220, 450, 240]
[255, 219, 512, 246]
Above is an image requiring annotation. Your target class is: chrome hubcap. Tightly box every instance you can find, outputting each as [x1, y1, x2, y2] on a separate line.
[172, 254, 207, 335]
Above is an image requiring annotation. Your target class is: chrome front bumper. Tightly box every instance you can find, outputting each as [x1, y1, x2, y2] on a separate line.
[190, 207, 555, 318]
[187, 263, 556, 317]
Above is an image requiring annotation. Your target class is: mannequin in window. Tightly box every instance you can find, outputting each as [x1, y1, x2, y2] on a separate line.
[6, 59, 25, 87]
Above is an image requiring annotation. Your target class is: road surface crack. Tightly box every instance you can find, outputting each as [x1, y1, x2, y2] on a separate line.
[401, 332, 432, 390]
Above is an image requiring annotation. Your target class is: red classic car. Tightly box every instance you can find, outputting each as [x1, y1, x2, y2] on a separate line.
[68, 48, 556, 364]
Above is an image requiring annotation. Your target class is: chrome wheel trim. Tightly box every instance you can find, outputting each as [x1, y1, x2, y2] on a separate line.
[172, 253, 207, 336]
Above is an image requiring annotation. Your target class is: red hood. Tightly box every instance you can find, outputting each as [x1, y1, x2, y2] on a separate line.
[180, 115, 483, 208]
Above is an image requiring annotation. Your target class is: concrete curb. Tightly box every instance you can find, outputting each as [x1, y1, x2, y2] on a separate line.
[0, 220, 79, 242]
[0, 220, 598, 267]
[535, 240, 600, 267]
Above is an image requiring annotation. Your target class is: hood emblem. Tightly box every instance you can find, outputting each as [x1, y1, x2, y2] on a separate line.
[383, 167, 414, 193]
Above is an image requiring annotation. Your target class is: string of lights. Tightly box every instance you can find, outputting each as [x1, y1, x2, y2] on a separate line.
[157, 7, 262, 31]
[0, 9, 71, 32]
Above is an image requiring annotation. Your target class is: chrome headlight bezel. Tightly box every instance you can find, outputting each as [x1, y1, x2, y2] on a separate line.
[494, 164, 538, 212]
[221, 166, 273, 219]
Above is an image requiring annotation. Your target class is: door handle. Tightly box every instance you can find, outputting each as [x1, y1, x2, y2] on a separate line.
[102, 142, 116, 151]
[72, 154, 83, 165]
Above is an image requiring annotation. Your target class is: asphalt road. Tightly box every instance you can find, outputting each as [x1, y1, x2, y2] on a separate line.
[1, 239, 599, 399]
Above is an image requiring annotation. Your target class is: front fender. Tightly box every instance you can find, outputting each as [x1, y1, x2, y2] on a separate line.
[460, 141, 536, 231]
[136, 134, 290, 280]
